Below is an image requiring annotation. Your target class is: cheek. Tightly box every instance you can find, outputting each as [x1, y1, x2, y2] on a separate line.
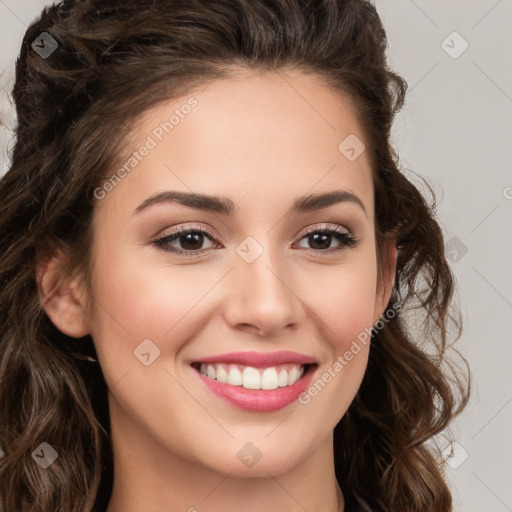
[292, 257, 377, 437]
[303, 256, 378, 352]
[87, 244, 223, 369]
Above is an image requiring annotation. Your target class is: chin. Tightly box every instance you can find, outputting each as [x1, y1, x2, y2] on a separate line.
[194, 441, 309, 478]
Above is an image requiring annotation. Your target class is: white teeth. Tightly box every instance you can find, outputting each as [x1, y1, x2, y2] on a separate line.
[197, 363, 306, 390]
[278, 369, 288, 387]
[242, 367, 261, 389]
[227, 366, 243, 386]
[216, 365, 228, 383]
[261, 368, 279, 390]
[207, 364, 216, 379]
[288, 367, 300, 386]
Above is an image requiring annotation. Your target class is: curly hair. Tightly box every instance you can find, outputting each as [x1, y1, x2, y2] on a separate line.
[0, 0, 470, 511]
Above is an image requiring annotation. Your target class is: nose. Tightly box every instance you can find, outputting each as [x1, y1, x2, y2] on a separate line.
[222, 241, 305, 337]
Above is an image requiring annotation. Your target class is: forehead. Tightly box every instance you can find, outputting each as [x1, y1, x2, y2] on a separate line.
[98, 69, 374, 219]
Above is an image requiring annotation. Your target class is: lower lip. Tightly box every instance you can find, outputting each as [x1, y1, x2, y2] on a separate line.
[194, 367, 315, 412]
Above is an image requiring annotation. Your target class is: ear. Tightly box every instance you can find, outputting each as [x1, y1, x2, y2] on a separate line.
[36, 249, 90, 338]
[372, 236, 397, 325]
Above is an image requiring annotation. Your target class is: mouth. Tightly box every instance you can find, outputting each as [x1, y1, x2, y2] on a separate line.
[191, 361, 316, 390]
[190, 351, 318, 412]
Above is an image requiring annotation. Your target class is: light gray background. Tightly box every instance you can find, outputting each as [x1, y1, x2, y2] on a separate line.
[0, 1, 511, 511]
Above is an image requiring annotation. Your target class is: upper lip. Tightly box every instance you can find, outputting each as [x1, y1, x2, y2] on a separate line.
[192, 350, 317, 368]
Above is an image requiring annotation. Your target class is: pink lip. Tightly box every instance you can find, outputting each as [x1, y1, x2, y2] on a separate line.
[192, 350, 317, 368]
[194, 366, 316, 412]
[190, 351, 318, 412]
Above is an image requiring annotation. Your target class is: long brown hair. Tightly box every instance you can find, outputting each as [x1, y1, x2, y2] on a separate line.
[0, 1, 470, 510]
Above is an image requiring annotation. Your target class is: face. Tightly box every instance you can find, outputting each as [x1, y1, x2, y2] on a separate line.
[82, 69, 392, 477]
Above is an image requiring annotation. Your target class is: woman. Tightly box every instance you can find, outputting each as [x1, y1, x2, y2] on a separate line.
[0, 0, 470, 511]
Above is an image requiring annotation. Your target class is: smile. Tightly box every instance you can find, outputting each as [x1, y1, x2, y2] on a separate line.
[190, 351, 318, 412]
[193, 362, 307, 390]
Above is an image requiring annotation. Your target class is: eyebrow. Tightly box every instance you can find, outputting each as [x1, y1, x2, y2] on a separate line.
[132, 189, 367, 217]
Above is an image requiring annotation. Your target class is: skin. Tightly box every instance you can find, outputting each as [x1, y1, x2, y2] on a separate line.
[38, 68, 396, 512]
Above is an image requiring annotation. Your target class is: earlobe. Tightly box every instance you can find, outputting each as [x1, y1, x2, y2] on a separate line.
[36, 250, 90, 338]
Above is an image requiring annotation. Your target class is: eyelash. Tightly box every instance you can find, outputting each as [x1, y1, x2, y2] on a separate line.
[152, 223, 359, 257]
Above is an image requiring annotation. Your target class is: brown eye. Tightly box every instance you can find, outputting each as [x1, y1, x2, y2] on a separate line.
[306, 232, 333, 250]
[178, 231, 206, 251]
[295, 227, 358, 253]
[153, 227, 219, 255]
